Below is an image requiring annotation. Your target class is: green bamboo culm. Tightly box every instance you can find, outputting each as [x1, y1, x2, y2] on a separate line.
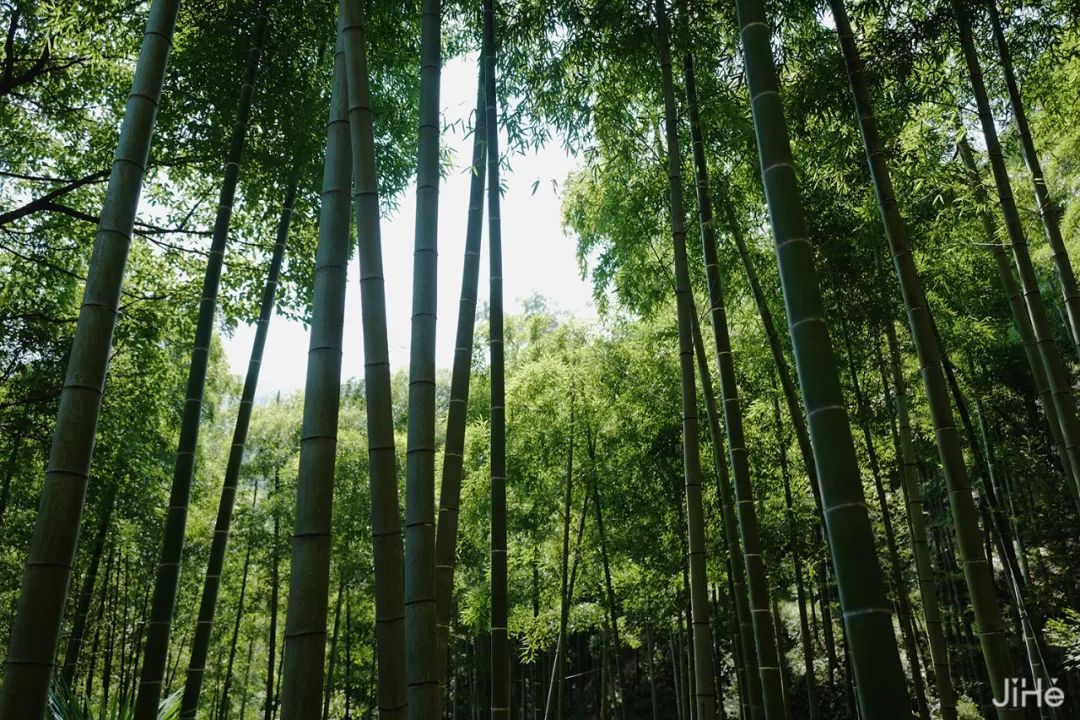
[60, 487, 117, 688]
[405, 0, 443, 716]
[837, 314, 927, 719]
[0, 1, 179, 716]
[949, 0, 1080, 511]
[482, 1, 510, 716]
[133, 5, 269, 717]
[179, 170, 297, 720]
[987, 0, 1080, 358]
[683, 51, 779, 720]
[883, 321, 957, 720]
[654, 2, 718, 718]
[433, 58, 487, 697]
[732, 0, 910, 715]
[341, 1, 408, 717]
[721, 195, 843, 701]
[831, 2, 1021, 713]
[955, 139, 1076, 498]
[278, 13, 352, 717]
[688, 307, 763, 719]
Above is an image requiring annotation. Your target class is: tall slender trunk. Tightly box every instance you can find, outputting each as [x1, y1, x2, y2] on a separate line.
[0, 1, 179, 714]
[324, 579, 346, 720]
[279, 15, 352, 717]
[734, 0, 909, 715]
[951, 0, 1080, 510]
[181, 170, 297, 720]
[62, 488, 116, 688]
[482, 3, 509, 717]
[84, 542, 116, 705]
[586, 431, 627, 720]
[265, 467, 281, 720]
[933, 321, 1037, 588]
[955, 139, 1075, 491]
[101, 549, 120, 715]
[770, 387, 816, 718]
[404, 0, 443, 714]
[837, 316, 927, 720]
[239, 635, 256, 720]
[544, 456, 591, 720]
[655, 4, 718, 718]
[345, 588, 353, 719]
[126, 583, 152, 709]
[646, 627, 658, 720]
[676, 47, 773, 719]
[935, 336, 1055, 692]
[717, 203, 826, 524]
[434, 58, 487, 695]
[136, 6, 269, 716]
[723, 201, 842, 691]
[831, 3, 1019, 713]
[117, 557, 133, 708]
[218, 483, 258, 720]
[690, 306, 762, 718]
[556, 396, 575, 720]
[882, 324, 957, 720]
[769, 600, 792, 720]
[987, 0, 1080, 356]
[340, 3, 408, 716]
[0, 435, 20, 530]
[274, 634, 285, 719]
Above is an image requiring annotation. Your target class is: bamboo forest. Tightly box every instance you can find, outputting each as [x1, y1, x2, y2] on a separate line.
[6, 0, 1080, 718]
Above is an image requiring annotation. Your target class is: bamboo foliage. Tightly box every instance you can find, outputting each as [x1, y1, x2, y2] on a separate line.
[341, 1, 408, 716]
[733, 0, 910, 715]
[987, 0, 1080, 359]
[955, 139, 1074, 495]
[0, 1, 180, 717]
[654, 2, 718, 718]
[950, 0, 1080, 511]
[278, 15, 352, 717]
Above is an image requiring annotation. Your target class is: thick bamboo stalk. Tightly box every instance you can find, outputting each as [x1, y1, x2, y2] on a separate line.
[482, 2, 510, 717]
[404, 0, 443, 715]
[341, 2, 408, 716]
[278, 16, 352, 717]
[832, 2, 1019, 713]
[950, 0, 1080, 510]
[0, 2, 179, 715]
[734, 0, 909, 714]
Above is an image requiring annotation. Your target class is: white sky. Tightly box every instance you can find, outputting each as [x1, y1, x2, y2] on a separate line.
[222, 53, 597, 396]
